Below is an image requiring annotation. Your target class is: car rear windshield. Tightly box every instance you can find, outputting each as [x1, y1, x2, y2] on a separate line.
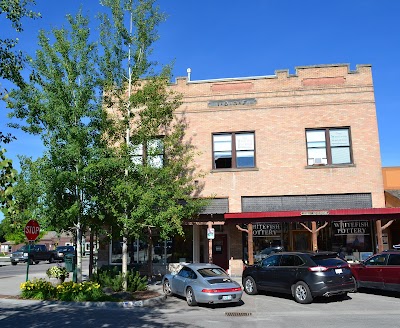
[208, 278, 233, 284]
[311, 255, 346, 267]
[197, 268, 228, 277]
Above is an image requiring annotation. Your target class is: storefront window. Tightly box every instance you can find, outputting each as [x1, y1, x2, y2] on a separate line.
[330, 220, 373, 261]
[110, 226, 194, 265]
[110, 239, 149, 265]
[243, 222, 289, 263]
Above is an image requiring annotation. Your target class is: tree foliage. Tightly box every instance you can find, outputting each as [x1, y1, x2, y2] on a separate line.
[0, 0, 40, 90]
[99, 0, 207, 239]
[6, 11, 106, 280]
[0, 134, 17, 216]
[5, 1, 208, 284]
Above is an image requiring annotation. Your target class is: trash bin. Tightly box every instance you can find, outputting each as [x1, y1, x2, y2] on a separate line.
[64, 253, 75, 272]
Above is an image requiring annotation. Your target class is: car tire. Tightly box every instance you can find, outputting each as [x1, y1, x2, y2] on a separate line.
[11, 262, 17, 266]
[243, 276, 258, 295]
[49, 256, 55, 263]
[163, 279, 172, 296]
[186, 287, 197, 306]
[35, 261, 39, 264]
[293, 281, 313, 304]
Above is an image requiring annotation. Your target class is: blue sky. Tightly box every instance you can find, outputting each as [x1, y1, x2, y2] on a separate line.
[1, 0, 400, 171]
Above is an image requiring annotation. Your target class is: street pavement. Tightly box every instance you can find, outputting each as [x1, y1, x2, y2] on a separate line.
[1, 257, 400, 327]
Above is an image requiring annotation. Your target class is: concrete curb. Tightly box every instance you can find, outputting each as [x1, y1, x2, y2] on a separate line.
[0, 293, 167, 309]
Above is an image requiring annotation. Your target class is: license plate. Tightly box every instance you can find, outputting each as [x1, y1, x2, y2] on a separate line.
[222, 295, 232, 301]
[335, 268, 343, 274]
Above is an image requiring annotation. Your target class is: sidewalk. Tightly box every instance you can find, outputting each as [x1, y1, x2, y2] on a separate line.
[0, 259, 166, 308]
[0, 262, 90, 297]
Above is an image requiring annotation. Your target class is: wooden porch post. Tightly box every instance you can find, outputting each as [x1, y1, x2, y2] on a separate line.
[311, 221, 318, 251]
[376, 219, 394, 253]
[235, 224, 254, 265]
[248, 223, 254, 265]
[300, 221, 328, 252]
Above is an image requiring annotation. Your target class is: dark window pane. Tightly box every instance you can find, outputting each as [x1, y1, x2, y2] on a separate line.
[215, 155, 232, 168]
[280, 255, 295, 266]
[262, 255, 280, 267]
[312, 255, 345, 266]
[197, 268, 228, 277]
[365, 254, 387, 266]
[388, 254, 400, 266]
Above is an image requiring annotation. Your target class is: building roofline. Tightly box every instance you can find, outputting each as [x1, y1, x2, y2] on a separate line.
[171, 63, 372, 85]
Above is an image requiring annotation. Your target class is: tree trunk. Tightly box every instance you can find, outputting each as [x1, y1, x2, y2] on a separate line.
[89, 228, 94, 279]
[122, 233, 128, 291]
[147, 227, 153, 280]
[76, 223, 83, 283]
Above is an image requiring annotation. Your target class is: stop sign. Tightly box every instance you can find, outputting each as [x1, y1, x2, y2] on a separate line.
[24, 220, 40, 241]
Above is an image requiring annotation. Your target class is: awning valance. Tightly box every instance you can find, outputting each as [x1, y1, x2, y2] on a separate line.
[224, 207, 400, 224]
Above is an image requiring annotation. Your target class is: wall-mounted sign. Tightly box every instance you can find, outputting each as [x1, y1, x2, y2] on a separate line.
[332, 221, 370, 235]
[208, 98, 257, 107]
[207, 228, 215, 239]
[253, 223, 281, 237]
[300, 211, 330, 216]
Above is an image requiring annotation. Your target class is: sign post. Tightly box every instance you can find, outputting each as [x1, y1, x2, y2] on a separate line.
[24, 220, 40, 282]
[207, 223, 214, 263]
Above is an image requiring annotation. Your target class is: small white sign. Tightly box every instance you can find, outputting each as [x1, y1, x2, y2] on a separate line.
[207, 228, 215, 240]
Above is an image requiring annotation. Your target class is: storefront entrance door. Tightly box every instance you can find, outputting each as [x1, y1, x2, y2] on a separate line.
[213, 234, 228, 270]
[292, 231, 311, 251]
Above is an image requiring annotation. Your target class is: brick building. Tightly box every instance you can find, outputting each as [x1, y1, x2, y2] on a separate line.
[102, 63, 400, 275]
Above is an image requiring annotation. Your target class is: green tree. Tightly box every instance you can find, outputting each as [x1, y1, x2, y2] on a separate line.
[6, 11, 106, 281]
[99, 0, 207, 287]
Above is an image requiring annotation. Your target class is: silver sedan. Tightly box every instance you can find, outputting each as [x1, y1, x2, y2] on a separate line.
[162, 263, 243, 306]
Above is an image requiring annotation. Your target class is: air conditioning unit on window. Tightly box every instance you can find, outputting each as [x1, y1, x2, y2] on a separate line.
[312, 158, 325, 166]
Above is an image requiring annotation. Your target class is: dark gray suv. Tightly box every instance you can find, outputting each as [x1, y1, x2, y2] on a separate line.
[243, 251, 356, 304]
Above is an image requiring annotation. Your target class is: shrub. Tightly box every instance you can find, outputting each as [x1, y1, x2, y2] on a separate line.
[46, 265, 69, 279]
[56, 281, 110, 302]
[92, 266, 147, 292]
[20, 279, 56, 300]
[20, 279, 111, 301]
[126, 271, 148, 292]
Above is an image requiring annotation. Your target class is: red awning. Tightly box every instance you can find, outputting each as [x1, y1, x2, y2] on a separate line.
[224, 207, 400, 224]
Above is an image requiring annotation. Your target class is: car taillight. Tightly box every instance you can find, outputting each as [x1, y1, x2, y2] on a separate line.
[201, 287, 242, 293]
[308, 266, 328, 272]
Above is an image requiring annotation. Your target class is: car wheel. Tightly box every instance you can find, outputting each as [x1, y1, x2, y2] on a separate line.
[49, 256, 55, 263]
[243, 276, 258, 295]
[186, 287, 197, 306]
[11, 262, 17, 266]
[293, 281, 313, 304]
[34, 261, 39, 265]
[163, 279, 172, 296]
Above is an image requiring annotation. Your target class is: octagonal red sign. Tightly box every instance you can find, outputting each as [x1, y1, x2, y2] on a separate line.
[25, 220, 40, 241]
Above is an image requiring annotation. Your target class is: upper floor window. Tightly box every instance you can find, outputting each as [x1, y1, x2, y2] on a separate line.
[306, 128, 352, 166]
[213, 132, 255, 169]
[131, 138, 164, 168]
